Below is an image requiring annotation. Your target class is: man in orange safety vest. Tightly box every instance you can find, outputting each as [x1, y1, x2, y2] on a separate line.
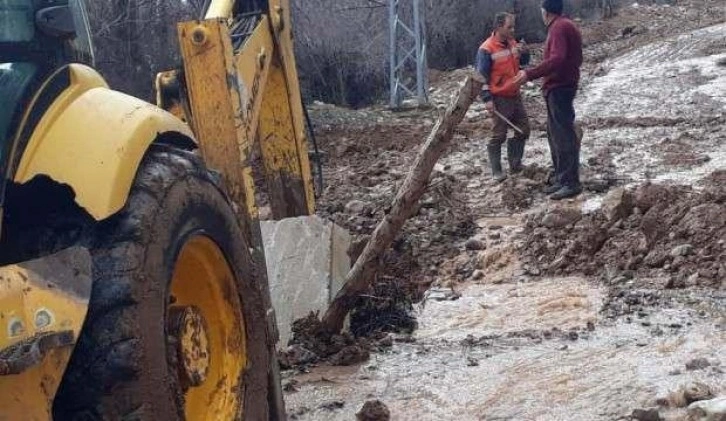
[476, 12, 531, 183]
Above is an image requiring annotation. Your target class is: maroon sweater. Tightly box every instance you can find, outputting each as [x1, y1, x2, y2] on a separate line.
[526, 16, 583, 93]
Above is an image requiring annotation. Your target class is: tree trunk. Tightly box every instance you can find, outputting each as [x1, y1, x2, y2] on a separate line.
[321, 75, 484, 333]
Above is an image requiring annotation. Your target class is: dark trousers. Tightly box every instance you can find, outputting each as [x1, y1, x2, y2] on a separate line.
[545, 87, 580, 187]
[489, 95, 530, 146]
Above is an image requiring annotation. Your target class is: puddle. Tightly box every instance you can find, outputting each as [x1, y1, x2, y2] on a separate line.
[284, 278, 725, 420]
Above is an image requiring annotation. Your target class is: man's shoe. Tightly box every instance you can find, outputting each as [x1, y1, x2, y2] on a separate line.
[544, 183, 562, 194]
[550, 184, 582, 200]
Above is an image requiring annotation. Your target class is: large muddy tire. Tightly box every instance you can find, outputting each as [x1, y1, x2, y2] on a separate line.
[52, 145, 271, 420]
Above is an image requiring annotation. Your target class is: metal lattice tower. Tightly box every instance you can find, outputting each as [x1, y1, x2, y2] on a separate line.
[389, 0, 428, 108]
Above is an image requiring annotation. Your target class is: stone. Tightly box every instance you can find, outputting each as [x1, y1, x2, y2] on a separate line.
[684, 382, 715, 404]
[330, 345, 370, 366]
[542, 207, 582, 229]
[465, 238, 486, 251]
[283, 379, 299, 392]
[262, 216, 351, 347]
[631, 408, 662, 421]
[345, 200, 369, 214]
[686, 273, 700, 287]
[686, 358, 711, 371]
[671, 244, 694, 257]
[601, 187, 634, 222]
[688, 397, 726, 421]
[425, 287, 461, 302]
[356, 399, 391, 421]
[319, 400, 345, 411]
[524, 265, 542, 276]
[279, 345, 318, 368]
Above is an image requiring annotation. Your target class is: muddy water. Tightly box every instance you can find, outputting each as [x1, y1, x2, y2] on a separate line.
[285, 278, 724, 420]
[285, 23, 726, 421]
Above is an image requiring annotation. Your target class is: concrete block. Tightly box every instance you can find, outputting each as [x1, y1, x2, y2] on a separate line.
[261, 216, 351, 347]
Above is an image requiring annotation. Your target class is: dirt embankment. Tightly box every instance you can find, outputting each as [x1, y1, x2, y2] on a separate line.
[519, 178, 726, 289]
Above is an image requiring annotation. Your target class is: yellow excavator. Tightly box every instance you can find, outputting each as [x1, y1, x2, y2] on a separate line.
[0, 0, 314, 419]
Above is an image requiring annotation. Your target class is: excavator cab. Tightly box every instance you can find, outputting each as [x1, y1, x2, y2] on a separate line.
[0, 0, 94, 222]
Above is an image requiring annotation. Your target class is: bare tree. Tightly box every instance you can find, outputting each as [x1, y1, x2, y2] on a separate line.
[83, 0, 613, 105]
[86, 0, 199, 100]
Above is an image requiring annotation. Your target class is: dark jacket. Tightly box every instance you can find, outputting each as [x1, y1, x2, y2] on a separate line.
[525, 16, 583, 93]
[476, 36, 530, 103]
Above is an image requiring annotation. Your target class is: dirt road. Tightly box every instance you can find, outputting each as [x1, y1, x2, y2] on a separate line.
[284, 13, 725, 421]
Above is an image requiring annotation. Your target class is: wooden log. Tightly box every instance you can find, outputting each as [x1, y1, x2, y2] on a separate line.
[321, 75, 484, 333]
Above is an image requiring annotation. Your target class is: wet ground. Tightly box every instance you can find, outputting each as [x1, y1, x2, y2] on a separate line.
[285, 11, 725, 421]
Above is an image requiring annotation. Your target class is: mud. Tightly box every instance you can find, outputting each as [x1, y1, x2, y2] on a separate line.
[286, 4, 726, 420]
[518, 181, 726, 288]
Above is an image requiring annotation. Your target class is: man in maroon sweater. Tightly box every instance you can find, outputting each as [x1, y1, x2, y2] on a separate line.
[514, 0, 583, 200]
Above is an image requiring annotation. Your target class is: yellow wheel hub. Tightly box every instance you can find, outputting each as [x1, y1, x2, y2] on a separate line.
[169, 235, 246, 420]
[168, 305, 211, 388]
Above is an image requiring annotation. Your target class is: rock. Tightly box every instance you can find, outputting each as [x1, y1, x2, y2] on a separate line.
[356, 399, 391, 421]
[663, 383, 717, 408]
[631, 408, 663, 421]
[465, 238, 485, 251]
[671, 244, 694, 257]
[644, 250, 669, 268]
[686, 358, 711, 371]
[684, 383, 715, 404]
[283, 379, 299, 392]
[634, 183, 674, 213]
[601, 187, 634, 222]
[319, 400, 345, 411]
[345, 200, 369, 214]
[425, 287, 461, 302]
[336, 143, 351, 156]
[279, 344, 319, 368]
[472, 270, 485, 280]
[688, 397, 726, 421]
[329, 345, 370, 366]
[524, 265, 542, 276]
[467, 356, 480, 366]
[542, 207, 582, 228]
[621, 25, 647, 38]
[686, 273, 700, 287]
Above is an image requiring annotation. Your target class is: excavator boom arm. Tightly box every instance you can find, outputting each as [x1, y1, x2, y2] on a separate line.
[171, 0, 314, 223]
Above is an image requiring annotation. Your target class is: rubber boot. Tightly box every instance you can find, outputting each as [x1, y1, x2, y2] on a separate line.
[507, 138, 525, 174]
[487, 144, 507, 183]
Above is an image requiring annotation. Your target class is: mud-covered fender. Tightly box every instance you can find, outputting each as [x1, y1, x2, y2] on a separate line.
[13, 64, 196, 220]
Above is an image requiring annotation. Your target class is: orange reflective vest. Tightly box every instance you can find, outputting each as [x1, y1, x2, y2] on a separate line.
[480, 35, 522, 98]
